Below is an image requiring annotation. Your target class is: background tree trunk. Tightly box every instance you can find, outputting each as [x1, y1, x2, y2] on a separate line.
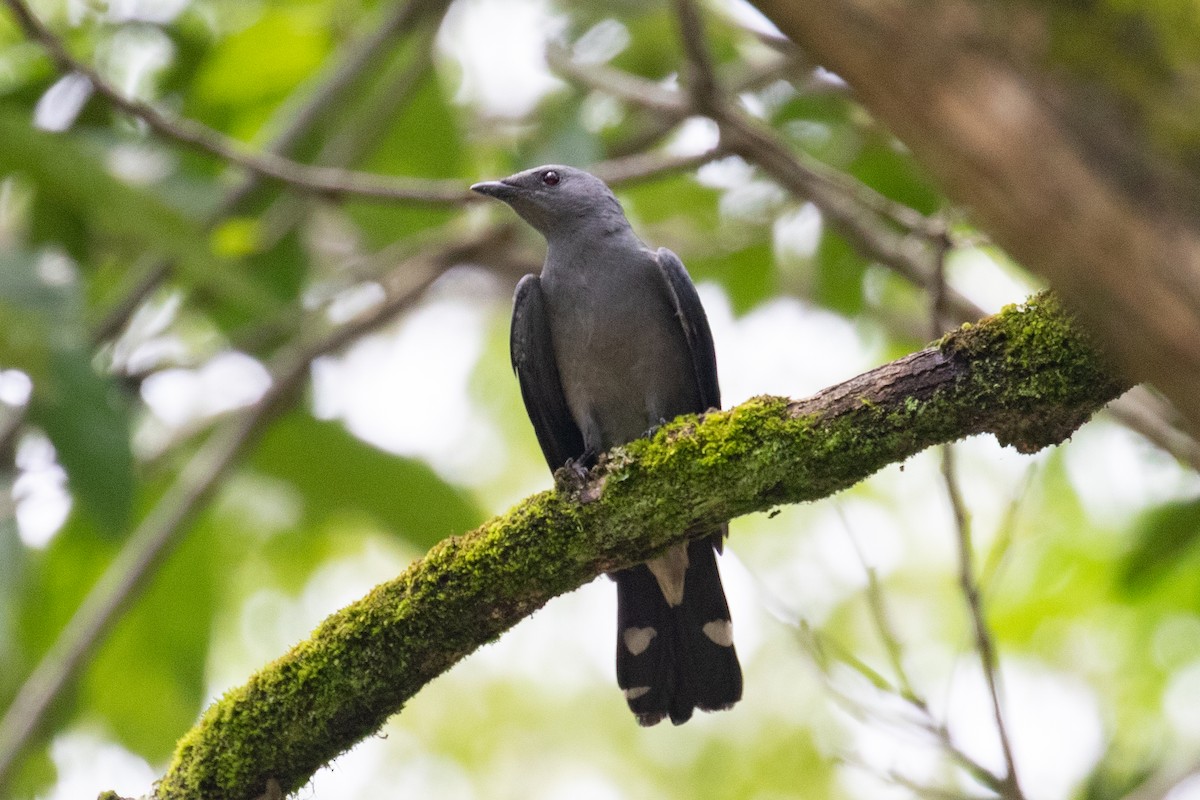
[747, 0, 1200, 430]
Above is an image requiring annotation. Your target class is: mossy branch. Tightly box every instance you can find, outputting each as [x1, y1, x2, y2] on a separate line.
[149, 292, 1125, 800]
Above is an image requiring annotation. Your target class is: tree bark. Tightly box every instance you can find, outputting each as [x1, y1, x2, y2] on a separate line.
[746, 0, 1200, 431]
[147, 293, 1124, 800]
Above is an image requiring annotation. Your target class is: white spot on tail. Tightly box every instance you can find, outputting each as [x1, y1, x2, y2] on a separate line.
[623, 626, 657, 656]
[624, 686, 651, 700]
[702, 619, 734, 647]
[646, 544, 689, 607]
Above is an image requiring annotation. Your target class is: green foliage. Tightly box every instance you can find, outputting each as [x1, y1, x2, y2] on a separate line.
[249, 411, 483, 551]
[344, 72, 464, 246]
[0, 1, 1192, 799]
[0, 247, 134, 532]
[27, 349, 134, 533]
[813, 229, 868, 315]
[1120, 497, 1200, 592]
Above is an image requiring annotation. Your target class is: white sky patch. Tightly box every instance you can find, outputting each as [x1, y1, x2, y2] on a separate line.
[1166, 774, 1200, 800]
[465, 576, 613, 693]
[714, 0, 783, 38]
[1064, 418, 1200, 529]
[141, 351, 272, 429]
[311, 291, 505, 486]
[534, 772, 626, 800]
[438, 0, 566, 118]
[665, 116, 720, 157]
[579, 91, 624, 134]
[570, 18, 630, 65]
[0, 369, 32, 406]
[701, 285, 879, 405]
[102, 0, 193, 24]
[941, 657, 1104, 800]
[306, 732, 477, 800]
[947, 247, 1041, 313]
[97, 23, 175, 101]
[774, 202, 822, 261]
[1165, 658, 1200, 742]
[744, 500, 892, 626]
[34, 73, 94, 132]
[106, 142, 176, 185]
[42, 729, 156, 800]
[13, 432, 71, 548]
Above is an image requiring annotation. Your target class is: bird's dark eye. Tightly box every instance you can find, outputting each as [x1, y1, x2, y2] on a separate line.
[541, 170, 560, 186]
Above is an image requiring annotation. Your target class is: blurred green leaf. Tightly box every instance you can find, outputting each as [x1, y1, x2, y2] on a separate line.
[193, 8, 332, 116]
[519, 93, 601, 169]
[813, 229, 868, 315]
[249, 412, 483, 550]
[1120, 497, 1200, 592]
[79, 514, 219, 759]
[28, 348, 134, 533]
[27, 190, 88, 265]
[12, 477, 217, 762]
[622, 174, 720, 228]
[609, 9, 681, 80]
[848, 137, 942, 216]
[688, 238, 776, 316]
[344, 72, 462, 247]
[0, 108, 276, 315]
[0, 248, 134, 533]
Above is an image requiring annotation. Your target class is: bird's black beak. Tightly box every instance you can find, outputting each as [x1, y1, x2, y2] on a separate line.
[470, 179, 518, 201]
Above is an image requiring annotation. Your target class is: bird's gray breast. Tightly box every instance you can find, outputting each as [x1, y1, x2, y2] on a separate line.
[540, 250, 700, 451]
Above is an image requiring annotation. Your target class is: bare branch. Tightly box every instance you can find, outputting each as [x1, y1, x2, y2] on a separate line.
[941, 444, 1025, 800]
[592, 146, 727, 187]
[2, 0, 471, 205]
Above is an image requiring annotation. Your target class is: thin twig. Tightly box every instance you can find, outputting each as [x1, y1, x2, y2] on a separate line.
[887, 768, 996, 800]
[672, 0, 723, 116]
[979, 467, 1035, 589]
[592, 145, 727, 187]
[837, 512, 1014, 795]
[841, 511, 921, 705]
[800, 621, 1012, 796]
[931, 238, 1023, 800]
[0, 227, 505, 786]
[549, 36, 972, 315]
[2, 0, 471, 205]
[941, 444, 1023, 800]
[89, 0, 450, 345]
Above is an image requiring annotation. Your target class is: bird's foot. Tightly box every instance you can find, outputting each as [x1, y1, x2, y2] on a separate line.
[554, 448, 600, 496]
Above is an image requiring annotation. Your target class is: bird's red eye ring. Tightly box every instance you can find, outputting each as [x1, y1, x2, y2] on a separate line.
[541, 170, 560, 186]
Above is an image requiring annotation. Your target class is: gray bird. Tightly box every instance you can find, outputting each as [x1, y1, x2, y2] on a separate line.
[471, 165, 742, 725]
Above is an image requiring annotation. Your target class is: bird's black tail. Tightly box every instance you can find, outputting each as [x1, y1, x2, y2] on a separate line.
[614, 530, 742, 726]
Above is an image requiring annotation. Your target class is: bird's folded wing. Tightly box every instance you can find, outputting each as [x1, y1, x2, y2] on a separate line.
[511, 274, 586, 471]
[654, 248, 721, 412]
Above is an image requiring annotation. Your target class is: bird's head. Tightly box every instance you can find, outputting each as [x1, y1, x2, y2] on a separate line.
[471, 165, 629, 240]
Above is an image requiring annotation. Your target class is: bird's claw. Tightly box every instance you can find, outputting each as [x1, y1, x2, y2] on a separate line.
[554, 448, 599, 494]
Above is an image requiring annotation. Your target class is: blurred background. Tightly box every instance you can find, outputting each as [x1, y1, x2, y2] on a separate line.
[1, 0, 1199, 798]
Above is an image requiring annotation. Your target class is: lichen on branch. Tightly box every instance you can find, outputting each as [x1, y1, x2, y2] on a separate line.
[151, 291, 1126, 800]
